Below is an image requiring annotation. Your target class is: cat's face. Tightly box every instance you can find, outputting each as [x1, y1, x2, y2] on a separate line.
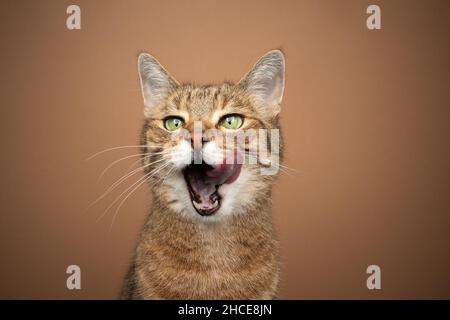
[138, 50, 285, 221]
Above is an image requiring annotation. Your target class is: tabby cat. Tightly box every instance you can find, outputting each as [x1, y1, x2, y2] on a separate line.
[121, 49, 285, 299]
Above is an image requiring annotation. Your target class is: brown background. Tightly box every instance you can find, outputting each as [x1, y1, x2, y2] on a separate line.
[0, 0, 449, 299]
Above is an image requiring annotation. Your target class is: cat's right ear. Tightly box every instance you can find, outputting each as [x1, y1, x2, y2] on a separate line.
[237, 50, 285, 116]
[137, 53, 179, 116]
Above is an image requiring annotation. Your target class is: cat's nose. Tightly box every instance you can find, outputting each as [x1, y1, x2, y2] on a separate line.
[190, 132, 209, 149]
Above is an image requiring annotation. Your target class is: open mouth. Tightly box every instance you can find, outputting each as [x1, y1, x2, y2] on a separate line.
[183, 152, 242, 216]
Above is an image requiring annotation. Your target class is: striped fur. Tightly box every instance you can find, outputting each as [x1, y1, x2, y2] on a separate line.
[122, 50, 285, 299]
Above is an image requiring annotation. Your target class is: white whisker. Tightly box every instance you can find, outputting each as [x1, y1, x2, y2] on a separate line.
[86, 144, 163, 161]
[86, 157, 168, 211]
[159, 166, 176, 186]
[122, 150, 171, 173]
[97, 171, 153, 224]
[107, 162, 172, 230]
[243, 152, 294, 177]
[98, 153, 148, 181]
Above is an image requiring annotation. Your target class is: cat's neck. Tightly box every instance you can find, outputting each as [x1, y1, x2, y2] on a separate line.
[143, 195, 275, 244]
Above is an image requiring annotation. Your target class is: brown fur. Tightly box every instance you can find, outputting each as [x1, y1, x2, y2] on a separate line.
[122, 196, 279, 299]
[121, 50, 285, 299]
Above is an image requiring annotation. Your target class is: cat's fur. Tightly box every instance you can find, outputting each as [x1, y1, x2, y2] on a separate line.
[121, 50, 285, 299]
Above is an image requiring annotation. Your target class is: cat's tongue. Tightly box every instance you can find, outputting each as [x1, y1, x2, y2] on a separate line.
[184, 151, 242, 216]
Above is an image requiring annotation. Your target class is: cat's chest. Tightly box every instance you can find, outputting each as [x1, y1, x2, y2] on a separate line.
[167, 232, 251, 269]
[139, 236, 276, 299]
[136, 215, 278, 299]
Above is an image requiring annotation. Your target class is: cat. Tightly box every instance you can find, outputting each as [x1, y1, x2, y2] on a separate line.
[121, 49, 285, 299]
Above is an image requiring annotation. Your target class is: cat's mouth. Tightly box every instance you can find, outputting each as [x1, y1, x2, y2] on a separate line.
[183, 152, 242, 216]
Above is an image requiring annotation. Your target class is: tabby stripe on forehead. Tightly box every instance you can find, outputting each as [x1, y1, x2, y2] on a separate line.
[172, 93, 181, 107]
[178, 91, 189, 111]
[186, 90, 192, 104]
[213, 88, 219, 103]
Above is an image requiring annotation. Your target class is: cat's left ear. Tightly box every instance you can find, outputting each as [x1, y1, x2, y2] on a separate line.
[238, 49, 285, 115]
[137, 53, 179, 116]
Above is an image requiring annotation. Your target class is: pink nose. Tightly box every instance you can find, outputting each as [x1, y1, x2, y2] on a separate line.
[190, 131, 209, 149]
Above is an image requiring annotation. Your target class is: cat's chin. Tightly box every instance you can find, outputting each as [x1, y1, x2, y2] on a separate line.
[182, 161, 242, 217]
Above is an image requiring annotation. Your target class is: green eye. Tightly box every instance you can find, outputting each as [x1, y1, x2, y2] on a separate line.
[219, 114, 243, 129]
[164, 117, 184, 131]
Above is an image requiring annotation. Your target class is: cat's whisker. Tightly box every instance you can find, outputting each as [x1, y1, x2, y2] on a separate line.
[145, 151, 173, 157]
[86, 144, 163, 161]
[87, 165, 149, 212]
[124, 156, 146, 174]
[97, 171, 153, 224]
[97, 150, 171, 181]
[272, 162, 299, 173]
[110, 151, 167, 177]
[108, 175, 151, 231]
[107, 162, 172, 230]
[105, 155, 170, 189]
[162, 168, 176, 186]
[86, 157, 168, 211]
[102, 160, 170, 221]
[243, 152, 294, 177]
[243, 150, 300, 173]
[98, 153, 149, 181]
[277, 167, 294, 177]
[157, 165, 176, 186]
[124, 150, 171, 166]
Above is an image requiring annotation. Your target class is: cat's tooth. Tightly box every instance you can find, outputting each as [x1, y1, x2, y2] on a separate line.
[193, 199, 219, 210]
[192, 200, 201, 210]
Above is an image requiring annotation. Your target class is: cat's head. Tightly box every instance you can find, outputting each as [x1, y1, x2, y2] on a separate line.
[137, 50, 285, 221]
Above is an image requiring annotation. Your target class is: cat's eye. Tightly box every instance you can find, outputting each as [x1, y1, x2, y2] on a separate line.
[218, 114, 243, 129]
[164, 117, 184, 131]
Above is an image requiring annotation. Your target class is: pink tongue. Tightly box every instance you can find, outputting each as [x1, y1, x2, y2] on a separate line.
[205, 151, 242, 184]
[185, 151, 242, 205]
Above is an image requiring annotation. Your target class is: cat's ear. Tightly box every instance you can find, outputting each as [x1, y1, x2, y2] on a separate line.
[137, 53, 179, 115]
[238, 50, 285, 115]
